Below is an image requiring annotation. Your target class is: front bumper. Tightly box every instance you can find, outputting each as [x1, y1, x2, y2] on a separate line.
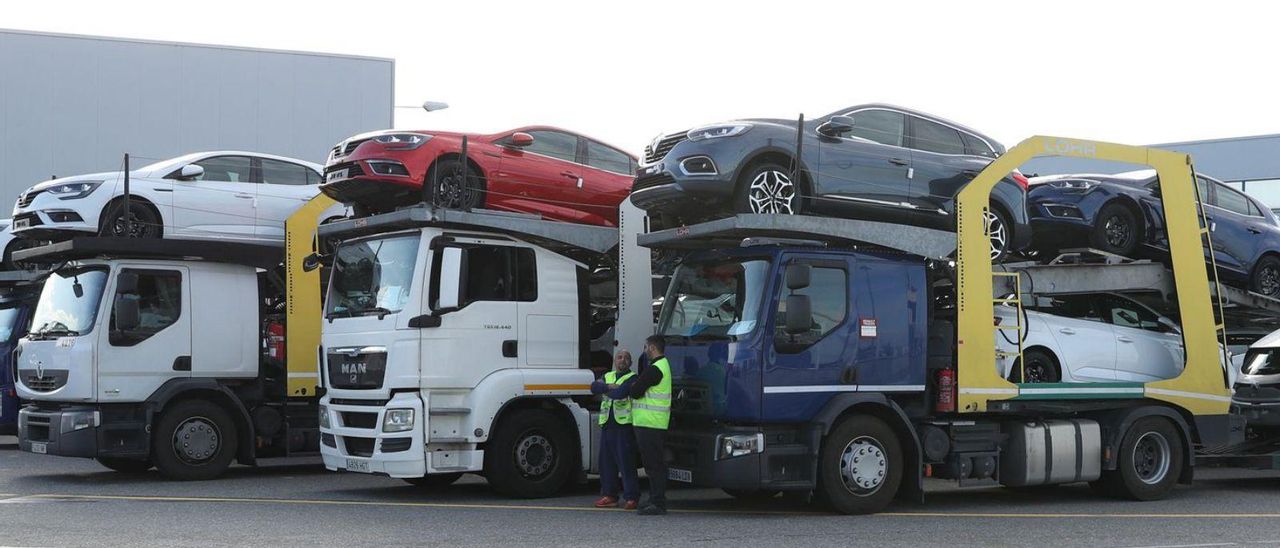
[18, 405, 102, 458]
[666, 425, 815, 491]
[320, 393, 432, 478]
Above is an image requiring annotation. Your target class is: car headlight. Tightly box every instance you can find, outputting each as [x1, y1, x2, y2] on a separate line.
[383, 409, 415, 432]
[1048, 179, 1097, 190]
[45, 180, 103, 200]
[686, 124, 751, 142]
[717, 433, 764, 459]
[372, 133, 432, 150]
[319, 405, 331, 430]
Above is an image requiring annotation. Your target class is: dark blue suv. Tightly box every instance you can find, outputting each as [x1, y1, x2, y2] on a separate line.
[630, 104, 1031, 259]
[1028, 170, 1280, 296]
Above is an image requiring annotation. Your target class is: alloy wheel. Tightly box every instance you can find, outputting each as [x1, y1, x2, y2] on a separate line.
[747, 170, 796, 214]
[1104, 214, 1132, 248]
[1259, 265, 1280, 296]
[984, 211, 1007, 260]
[839, 436, 888, 496]
[110, 210, 156, 238]
[433, 166, 477, 209]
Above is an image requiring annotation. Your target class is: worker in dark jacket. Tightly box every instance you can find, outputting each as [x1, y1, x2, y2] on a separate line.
[590, 350, 640, 509]
[630, 335, 672, 515]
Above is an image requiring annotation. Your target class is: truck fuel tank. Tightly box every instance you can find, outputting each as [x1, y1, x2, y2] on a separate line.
[1000, 419, 1102, 487]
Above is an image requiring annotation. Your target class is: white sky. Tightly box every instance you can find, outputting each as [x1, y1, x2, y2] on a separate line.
[5, 0, 1278, 155]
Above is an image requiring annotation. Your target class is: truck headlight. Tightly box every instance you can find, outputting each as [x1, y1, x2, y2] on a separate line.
[60, 410, 99, 434]
[318, 405, 331, 430]
[383, 409, 415, 433]
[717, 433, 764, 460]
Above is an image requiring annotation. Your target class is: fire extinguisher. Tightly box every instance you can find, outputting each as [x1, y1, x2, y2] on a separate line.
[935, 368, 956, 413]
[266, 321, 286, 362]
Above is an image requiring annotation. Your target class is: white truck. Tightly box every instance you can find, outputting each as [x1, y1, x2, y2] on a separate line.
[316, 203, 652, 496]
[13, 230, 330, 479]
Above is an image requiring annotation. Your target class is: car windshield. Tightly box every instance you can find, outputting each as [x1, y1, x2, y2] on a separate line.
[1241, 348, 1280, 377]
[657, 258, 770, 340]
[326, 235, 420, 318]
[0, 305, 22, 342]
[29, 266, 109, 338]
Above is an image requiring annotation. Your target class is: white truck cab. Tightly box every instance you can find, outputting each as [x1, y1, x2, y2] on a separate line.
[318, 205, 651, 497]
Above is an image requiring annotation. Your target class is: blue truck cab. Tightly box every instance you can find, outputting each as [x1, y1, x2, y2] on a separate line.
[0, 273, 42, 435]
[658, 244, 933, 501]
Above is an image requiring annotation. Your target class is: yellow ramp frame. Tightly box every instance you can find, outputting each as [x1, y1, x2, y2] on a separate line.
[954, 136, 1229, 415]
[283, 195, 337, 397]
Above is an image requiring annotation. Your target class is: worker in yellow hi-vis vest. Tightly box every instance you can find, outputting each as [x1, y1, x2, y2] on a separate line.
[630, 335, 672, 516]
[590, 350, 640, 510]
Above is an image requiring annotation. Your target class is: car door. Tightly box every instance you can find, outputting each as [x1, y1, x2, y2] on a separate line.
[1096, 294, 1183, 382]
[256, 158, 322, 241]
[1040, 295, 1117, 382]
[170, 155, 257, 240]
[812, 108, 912, 222]
[904, 116, 990, 230]
[1206, 181, 1263, 274]
[494, 130, 584, 214]
[579, 139, 636, 226]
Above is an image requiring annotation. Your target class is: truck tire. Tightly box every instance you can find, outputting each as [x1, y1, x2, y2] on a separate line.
[1090, 416, 1183, 501]
[151, 399, 239, 481]
[96, 457, 152, 474]
[818, 415, 903, 515]
[403, 473, 464, 488]
[484, 409, 575, 498]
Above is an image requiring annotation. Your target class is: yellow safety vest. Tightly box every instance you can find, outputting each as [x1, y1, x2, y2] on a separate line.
[632, 357, 671, 430]
[599, 370, 636, 426]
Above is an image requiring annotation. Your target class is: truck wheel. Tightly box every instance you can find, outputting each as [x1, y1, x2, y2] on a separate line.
[403, 473, 464, 488]
[818, 415, 903, 515]
[151, 400, 239, 481]
[96, 457, 152, 474]
[1091, 417, 1183, 501]
[484, 409, 575, 498]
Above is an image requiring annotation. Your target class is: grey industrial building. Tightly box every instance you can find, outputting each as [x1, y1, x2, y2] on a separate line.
[0, 28, 393, 206]
[1022, 134, 1280, 208]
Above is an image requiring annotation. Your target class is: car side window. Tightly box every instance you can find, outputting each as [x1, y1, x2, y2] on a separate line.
[585, 140, 634, 175]
[910, 117, 966, 155]
[774, 265, 847, 354]
[1045, 295, 1102, 322]
[524, 131, 579, 163]
[846, 110, 905, 147]
[193, 156, 253, 183]
[1214, 183, 1256, 216]
[109, 269, 182, 347]
[1196, 177, 1214, 205]
[260, 159, 312, 186]
[1099, 295, 1165, 332]
[961, 132, 997, 158]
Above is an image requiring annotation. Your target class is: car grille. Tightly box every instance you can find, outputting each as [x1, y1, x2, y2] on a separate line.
[644, 133, 688, 164]
[327, 350, 387, 390]
[16, 189, 44, 208]
[19, 369, 68, 393]
[332, 138, 372, 160]
[343, 436, 375, 457]
[633, 173, 676, 193]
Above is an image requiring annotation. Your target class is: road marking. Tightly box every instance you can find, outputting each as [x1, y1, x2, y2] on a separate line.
[8, 493, 1280, 519]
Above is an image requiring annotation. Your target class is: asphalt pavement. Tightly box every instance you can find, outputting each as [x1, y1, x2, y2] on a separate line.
[3, 435, 1280, 547]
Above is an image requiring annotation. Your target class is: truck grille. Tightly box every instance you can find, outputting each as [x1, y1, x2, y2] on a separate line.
[19, 369, 68, 392]
[327, 351, 387, 389]
[343, 436, 375, 457]
[643, 133, 688, 164]
[341, 411, 379, 429]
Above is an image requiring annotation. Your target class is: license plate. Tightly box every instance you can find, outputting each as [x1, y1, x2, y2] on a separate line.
[326, 169, 348, 183]
[668, 467, 692, 483]
[13, 218, 30, 229]
[31, 442, 47, 454]
[345, 458, 369, 473]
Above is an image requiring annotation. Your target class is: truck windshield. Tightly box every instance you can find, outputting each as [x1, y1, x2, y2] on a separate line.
[657, 259, 770, 340]
[29, 266, 109, 338]
[327, 235, 420, 318]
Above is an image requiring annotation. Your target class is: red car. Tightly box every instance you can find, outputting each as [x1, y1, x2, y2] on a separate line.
[320, 126, 637, 226]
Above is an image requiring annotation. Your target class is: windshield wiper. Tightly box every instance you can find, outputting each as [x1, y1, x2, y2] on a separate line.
[354, 306, 394, 320]
[31, 327, 79, 339]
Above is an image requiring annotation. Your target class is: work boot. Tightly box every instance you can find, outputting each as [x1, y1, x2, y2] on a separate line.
[637, 504, 667, 516]
[621, 500, 639, 510]
[593, 496, 618, 508]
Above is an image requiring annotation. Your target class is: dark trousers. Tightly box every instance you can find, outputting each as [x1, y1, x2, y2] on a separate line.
[634, 426, 667, 508]
[599, 425, 640, 501]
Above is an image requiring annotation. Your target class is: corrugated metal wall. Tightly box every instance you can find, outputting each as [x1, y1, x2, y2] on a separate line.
[0, 29, 393, 206]
[1021, 135, 1280, 182]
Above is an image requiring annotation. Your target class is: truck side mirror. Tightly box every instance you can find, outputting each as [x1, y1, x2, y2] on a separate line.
[302, 252, 329, 272]
[436, 247, 467, 311]
[114, 295, 141, 332]
[784, 294, 812, 334]
[785, 264, 811, 290]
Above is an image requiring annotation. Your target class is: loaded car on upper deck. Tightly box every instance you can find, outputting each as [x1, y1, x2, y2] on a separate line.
[630, 103, 1031, 259]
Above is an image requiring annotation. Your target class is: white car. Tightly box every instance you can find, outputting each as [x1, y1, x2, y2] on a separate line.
[11, 151, 345, 244]
[995, 293, 1232, 384]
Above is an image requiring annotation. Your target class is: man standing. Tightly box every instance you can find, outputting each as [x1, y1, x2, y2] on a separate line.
[590, 350, 640, 510]
[630, 335, 671, 516]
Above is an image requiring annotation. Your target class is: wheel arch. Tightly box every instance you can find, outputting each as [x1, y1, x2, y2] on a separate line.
[146, 378, 256, 465]
[427, 153, 489, 185]
[813, 393, 923, 503]
[1103, 196, 1147, 243]
[1087, 404, 1195, 484]
[737, 148, 814, 200]
[100, 194, 166, 235]
[484, 396, 584, 469]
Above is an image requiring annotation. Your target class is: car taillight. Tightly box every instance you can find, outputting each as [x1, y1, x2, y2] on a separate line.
[1011, 172, 1030, 191]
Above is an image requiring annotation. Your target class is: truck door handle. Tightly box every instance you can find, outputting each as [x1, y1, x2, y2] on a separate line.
[1058, 328, 1076, 335]
[1117, 336, 1134, 343]
[173, 356, 192, 371]
[888, 158, 909, 166]
[234, 193, 254, 199]
[502, 340, 518, 358]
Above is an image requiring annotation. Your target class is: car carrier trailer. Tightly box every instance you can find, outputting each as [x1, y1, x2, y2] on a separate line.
[11, 196, 336, 479]
[639, 136, 1277, 514]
